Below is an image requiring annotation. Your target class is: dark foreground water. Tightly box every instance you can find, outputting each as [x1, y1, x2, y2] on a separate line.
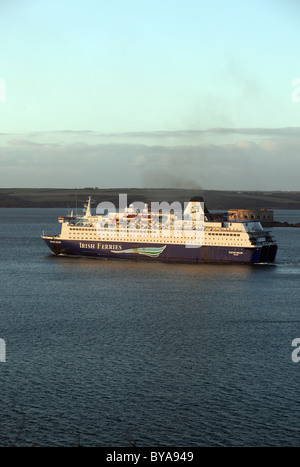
[0, 208, 300, 447]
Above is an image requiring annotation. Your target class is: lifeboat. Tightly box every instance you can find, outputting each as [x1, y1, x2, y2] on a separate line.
[122, 213, 138, 220]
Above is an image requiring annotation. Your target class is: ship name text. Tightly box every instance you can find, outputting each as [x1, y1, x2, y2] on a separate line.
[79, 242, 122, 250]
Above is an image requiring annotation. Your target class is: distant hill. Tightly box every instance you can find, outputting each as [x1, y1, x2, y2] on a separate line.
[0, 188, 300, 210]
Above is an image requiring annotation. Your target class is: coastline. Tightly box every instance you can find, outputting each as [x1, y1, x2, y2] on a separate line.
[1, 188, 300, 210]
[0, 188, 299, 228]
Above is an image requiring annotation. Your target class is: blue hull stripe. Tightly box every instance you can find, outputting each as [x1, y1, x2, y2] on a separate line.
[43, 239, 277, 264]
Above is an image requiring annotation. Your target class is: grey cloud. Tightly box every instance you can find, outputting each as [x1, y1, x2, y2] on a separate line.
[10, 127, 300, 143]
[0, 130, 299, 189]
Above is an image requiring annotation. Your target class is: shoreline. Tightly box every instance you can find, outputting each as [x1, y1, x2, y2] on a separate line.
[1, 188, 300, 210]
[263, 221, 300, 228]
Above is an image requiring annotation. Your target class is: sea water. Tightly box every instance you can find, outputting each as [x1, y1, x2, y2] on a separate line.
[0, 208, 300, 446]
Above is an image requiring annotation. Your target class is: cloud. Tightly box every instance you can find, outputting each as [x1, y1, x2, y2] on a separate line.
[87, 127, 300, 139]
[8, 139, 40, 147]
[0, 127, 300, 189]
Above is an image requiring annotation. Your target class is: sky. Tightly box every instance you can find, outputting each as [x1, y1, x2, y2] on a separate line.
[0, 0, 300, 190]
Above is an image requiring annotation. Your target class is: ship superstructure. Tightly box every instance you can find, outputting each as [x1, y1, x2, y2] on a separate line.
[41, 196, 277, 263]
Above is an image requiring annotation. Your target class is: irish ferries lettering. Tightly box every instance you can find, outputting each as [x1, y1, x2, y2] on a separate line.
[100, 243, 122, 250]
[79, 242, 96, 249]
[79, 242, 122, 250]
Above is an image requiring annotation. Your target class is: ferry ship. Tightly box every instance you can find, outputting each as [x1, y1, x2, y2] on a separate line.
[41, 196, 278, 264]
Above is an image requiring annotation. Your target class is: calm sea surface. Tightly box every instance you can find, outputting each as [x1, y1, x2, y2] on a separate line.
[0, 208, 300, 447]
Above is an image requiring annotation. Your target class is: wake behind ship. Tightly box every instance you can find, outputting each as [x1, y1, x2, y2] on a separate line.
[41, 196, 278, 264]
